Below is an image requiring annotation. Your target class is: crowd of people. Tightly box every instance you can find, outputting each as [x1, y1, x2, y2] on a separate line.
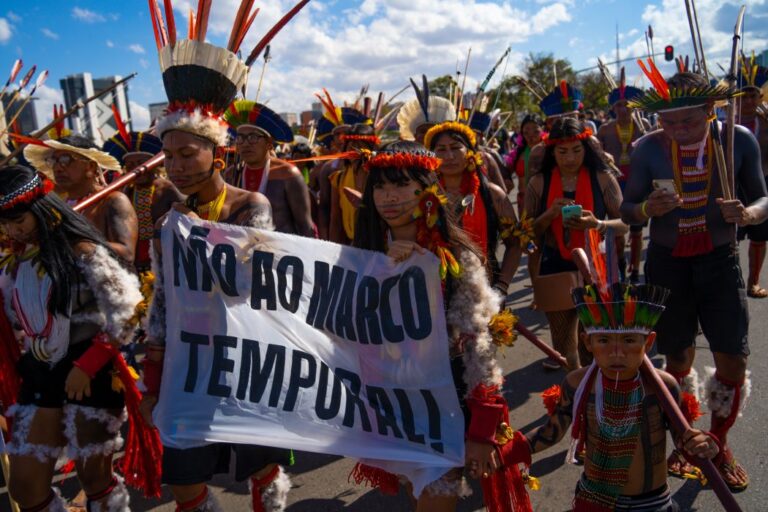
[0, 3, 766, 511]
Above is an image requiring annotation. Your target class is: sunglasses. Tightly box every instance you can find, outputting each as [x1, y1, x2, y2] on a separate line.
[46, 153, 89, 168]
[235, 133, 269, 144]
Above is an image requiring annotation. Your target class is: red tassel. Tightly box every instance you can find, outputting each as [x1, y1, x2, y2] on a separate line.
[480, 463, 532, 512]
[671, 231, 714, 257]
[0, 295, 20, 412]
[112, 353, 163, 497]
[348, 462, 400, 496]
[541, 384, 561, 416]
[680, 391, 703, 423]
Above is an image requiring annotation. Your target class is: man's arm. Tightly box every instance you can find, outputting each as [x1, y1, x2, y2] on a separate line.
[285, 168, 316, 237]
[232, 192, 274, 230]
[104, 192, 138, 264]
[526, 377, 576, 454]
[734, 127, 768, 225]
[620, 139, 655, 225]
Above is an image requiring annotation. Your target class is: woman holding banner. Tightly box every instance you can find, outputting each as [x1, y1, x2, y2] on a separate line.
[0, 165, 147, 510]
[352, 141, 532, 512]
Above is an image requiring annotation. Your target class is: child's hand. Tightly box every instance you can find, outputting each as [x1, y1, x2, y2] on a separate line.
[680, 428, 719, 460]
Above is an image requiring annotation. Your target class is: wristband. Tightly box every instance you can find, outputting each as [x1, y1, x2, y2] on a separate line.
[467, 398, 505, 444]
[142, 358, 164, 396]
[640, 201, 650, 219]
[73, 337, 118, 379]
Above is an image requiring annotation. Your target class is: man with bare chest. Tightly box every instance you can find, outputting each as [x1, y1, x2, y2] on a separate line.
[597, 75, 650, 282]
[103, 129, 184, 271]
[24, 134, 138, 264]
[223, 101, 314, 237]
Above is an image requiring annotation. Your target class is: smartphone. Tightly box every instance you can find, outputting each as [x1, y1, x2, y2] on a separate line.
[561, 204, 583, 220]
[652, 179, 677, 194]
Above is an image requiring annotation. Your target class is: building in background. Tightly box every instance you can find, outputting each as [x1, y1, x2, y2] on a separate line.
[60, 73, 130, 146]
[279, 112, 298, 128]
[1, 92, 39, 135]
[149, 101, 168, 126]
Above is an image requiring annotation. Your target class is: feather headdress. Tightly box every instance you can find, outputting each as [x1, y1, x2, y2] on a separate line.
[149, 0, 309, 145]
[397, 75, 457, 141]
[629, 58, 738, 112]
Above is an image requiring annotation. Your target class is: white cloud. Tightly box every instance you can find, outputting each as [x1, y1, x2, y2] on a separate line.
[182, 0, 574, 113]
[6, 11, 20, 23]
[0, 18, 11, 43]
[41, 28, 59, 40]
[595, 0, 767, 87]
[129, 101, 151, 131]
[106, 40, 114, 48]
[33, 84, 65, 129]
[128, 44, 145, 54]
[139, 58, 150, 69]
[72, 7, 106, 23]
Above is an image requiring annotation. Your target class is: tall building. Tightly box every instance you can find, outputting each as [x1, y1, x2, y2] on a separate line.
[1, 92, 38, 135]
[60, 73, 131, 146]
[279, 112, 298, 127]
[149, 101, 168, 126]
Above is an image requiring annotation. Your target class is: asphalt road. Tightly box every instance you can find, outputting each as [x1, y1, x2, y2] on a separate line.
[2, 236, 765, 511]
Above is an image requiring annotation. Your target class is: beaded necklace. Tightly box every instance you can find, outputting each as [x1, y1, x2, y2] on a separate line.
[670, 135, 714, 257]
[574, 372, 644, 512]
[197, 186, 227, 222]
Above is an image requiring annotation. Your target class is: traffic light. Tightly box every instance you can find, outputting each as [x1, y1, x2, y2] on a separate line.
[664, 45, 674, 61]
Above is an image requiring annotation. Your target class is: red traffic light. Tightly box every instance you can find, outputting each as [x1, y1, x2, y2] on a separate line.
[664, 45, 674, 61]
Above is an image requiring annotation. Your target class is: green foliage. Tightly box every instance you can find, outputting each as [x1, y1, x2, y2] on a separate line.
[486, 52, 613, 129]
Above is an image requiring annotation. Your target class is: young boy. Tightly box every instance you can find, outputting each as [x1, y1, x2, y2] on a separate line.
[501, 280, 721, 511]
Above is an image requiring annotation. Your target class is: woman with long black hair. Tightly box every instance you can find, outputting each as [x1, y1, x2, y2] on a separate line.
[424, 122, 522, 295]
[0, 165, 145, 510]
[352, 141, 531, 512]
[524, 117, 627, 370]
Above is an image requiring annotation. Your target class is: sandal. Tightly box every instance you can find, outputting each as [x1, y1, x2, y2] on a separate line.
[667, 449, 697, 479]
[716, 447, 749, 492]
[747, 284, 768, 298]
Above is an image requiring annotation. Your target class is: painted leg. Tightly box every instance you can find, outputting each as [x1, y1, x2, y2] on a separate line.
[747, 241, 767, 298]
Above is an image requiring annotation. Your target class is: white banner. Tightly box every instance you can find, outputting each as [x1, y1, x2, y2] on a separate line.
[154, 211, 464, 494]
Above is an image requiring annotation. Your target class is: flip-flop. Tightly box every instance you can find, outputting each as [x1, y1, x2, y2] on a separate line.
[747, 284, 768, 298]
[667, 449, 697, 479]
[717, 449, 750, 492]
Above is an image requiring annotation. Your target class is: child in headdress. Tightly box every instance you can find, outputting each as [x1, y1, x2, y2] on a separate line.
[499, 233, 721, 511]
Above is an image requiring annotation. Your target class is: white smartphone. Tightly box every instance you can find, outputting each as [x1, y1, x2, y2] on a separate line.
[652, 179, 677, 194]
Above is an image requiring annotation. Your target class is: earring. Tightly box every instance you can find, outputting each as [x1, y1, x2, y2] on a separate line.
[213, 158, 226, 171]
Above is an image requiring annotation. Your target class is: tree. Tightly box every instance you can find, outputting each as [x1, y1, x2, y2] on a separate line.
[485, 53, 612, 128]
[427, 75, 457, 100]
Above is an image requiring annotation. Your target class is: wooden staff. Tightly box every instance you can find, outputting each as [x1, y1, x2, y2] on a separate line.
[570, 247, 742, 512]
[253, 44, 271, 104]
[74, 153, 165, 212]
[683, 0, 702, 73]
[371, 91, 385, 127]
[457, 47, 472, 113]
[0, 73, 137, 167]
[725, 6, 747, 202]
[515, 322, 569, 368]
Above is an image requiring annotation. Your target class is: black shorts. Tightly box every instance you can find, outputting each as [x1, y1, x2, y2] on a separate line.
[644, 243, 749, 356]
[16, 340, 125, 409]
[162, 443, 294, 485]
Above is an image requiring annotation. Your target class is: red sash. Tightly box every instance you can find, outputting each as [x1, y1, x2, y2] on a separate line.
[243, 165, 265, 192]
[547, 167, 594, 260]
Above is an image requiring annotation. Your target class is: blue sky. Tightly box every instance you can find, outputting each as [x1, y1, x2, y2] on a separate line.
[0, 0, 766, 130]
